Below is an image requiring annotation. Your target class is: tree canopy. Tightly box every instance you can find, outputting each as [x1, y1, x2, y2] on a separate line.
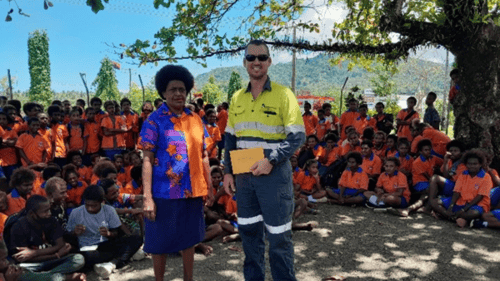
[92, 57, 121, 102]
[28, 30, 52, 107]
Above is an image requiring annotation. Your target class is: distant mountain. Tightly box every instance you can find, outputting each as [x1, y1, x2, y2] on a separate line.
[194, 54, 448, 95]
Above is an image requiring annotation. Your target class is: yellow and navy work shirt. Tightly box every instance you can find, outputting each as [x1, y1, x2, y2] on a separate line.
[224, 77, 305, 174]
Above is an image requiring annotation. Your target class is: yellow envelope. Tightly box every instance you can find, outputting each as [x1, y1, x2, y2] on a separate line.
[230, 148, 265, 174]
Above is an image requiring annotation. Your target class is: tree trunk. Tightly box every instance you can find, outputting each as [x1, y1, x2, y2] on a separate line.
[451, 37, 500, 166]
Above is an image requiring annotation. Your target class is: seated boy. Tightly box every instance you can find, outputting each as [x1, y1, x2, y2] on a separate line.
[5, 167, 35, 216]
[6, 195, 85, 279]
[326, 152, 368, 205]
[319, 133, 341, 176]
[395, 139, 413, 179]
[66, 185, 143, 278]
[294, 159, 327, 203]
[430, 150, 492, 228]
[365, 157, 410, 210]
[360, 140, 382, 190]
[426, 140, 467, 211]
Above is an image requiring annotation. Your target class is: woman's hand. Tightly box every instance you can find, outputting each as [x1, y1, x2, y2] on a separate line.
[143, 197, 157, 221]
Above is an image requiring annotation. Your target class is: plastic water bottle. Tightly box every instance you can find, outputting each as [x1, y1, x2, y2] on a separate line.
[100, 221, 108, 242]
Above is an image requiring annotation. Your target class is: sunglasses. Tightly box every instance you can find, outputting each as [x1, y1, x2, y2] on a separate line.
[245, 54, 269, 62]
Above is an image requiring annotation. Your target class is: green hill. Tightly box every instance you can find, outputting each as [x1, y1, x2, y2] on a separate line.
[194, 54, 448, 95]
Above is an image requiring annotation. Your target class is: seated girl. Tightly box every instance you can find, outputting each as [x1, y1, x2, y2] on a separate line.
[294, 159, 327, 203]
[297, 135, 325, 168]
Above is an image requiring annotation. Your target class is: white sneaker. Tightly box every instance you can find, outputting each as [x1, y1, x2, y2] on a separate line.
[131, 249, 146, 261]
[94, 262, 116, 278]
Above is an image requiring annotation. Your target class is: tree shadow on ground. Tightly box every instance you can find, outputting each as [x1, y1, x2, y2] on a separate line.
[95, 203, 500, 281]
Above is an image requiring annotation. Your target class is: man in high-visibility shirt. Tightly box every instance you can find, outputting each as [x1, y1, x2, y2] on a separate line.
[223, 40, 305, 281]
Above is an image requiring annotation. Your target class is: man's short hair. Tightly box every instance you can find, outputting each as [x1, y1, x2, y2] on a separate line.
[244, 40, 270, 56]
[83, 185, 105, 202]
[90, 97, 102, 105]
[407, 97, 417, 104]
[450, 69, 460, 77]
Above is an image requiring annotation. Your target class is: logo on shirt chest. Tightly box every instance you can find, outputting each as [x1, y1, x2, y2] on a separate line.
[38, 142, 43, 148]
[475, 184, 480, 190]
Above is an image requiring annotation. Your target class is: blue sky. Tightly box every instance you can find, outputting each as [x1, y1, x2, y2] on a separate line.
[0, 0, 452, 93]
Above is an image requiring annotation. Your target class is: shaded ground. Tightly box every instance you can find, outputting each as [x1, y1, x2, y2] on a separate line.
[88, 203, 500, 280]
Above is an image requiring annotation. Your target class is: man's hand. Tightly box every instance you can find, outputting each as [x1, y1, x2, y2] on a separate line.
[74, 224, 86, 236]
[57, 243, 72, 258]
[250, 158, 273, 176]
[99, 227, 111, 238]
[143, 198, 157, 222]
[13, 247, 36, 262]
[205, 193, 215, 207]
[223, 174, 235, 196]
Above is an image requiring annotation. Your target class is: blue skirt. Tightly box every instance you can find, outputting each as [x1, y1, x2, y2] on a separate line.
[144, 197, 205, 254]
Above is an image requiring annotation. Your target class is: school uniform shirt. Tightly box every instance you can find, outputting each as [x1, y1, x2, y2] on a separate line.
[0, 212, 8, 235]
[32, 180, 47, 197]
[9, 216, 64, 257]
[340, 110, 360, 139]
[78, 165, 93, 185]
[449, 84, 460, 103]
[361, 152, 382, 177]
[101, 116, 126, 149]
[9, 120, 28, 135]
[52, 123, 69, 158]
[94, 110, 108, 125]
[140, 105, 209, 199]
[373, 145, 388, 160]
[295, 170, 318, 191]
[341, 142, 362, 157]
[67, 181, 87, 206]
[38, 127, 54, 162]
[315, 118, 331, 141]
[396, 109, 419, 141]
[66, 204, 122, 248]
[84, 121, 101, 154]
[421, 127, 451, 157]
[218, 193, 237, 215]
[302, 112, 319, 136]
[385, 148, 398, 158]
[412, 155, 443, 184]
[441, 160, 467, 182]
[322, 145, 341, 167]
[489, 169, 499, 187]
[376, 171, 411, 201]
[292, 167, 302, 184]
[338, 167, 369, 190]
[353, 115, 377, 135]
[325, 115, 340, 131]
[67, 123, 85, 151]
[217, 109, 229, 135]
[454, 169, 492, 212]
[312, 144, 325, 159]
[396, 152, 414, 173]
[15, 132, 50, 166]
[121, 179, 143, 196]
[410, 135, 424, 155]
[0, 126, 19, 166]
[121, 111, 139, 149]
[4, 189, 28, 216]
[117, 167, 130, 187]
[206, 123, 222, 158]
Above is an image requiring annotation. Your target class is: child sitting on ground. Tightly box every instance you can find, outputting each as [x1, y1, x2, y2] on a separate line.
[341, 131, 362, 158]
[365, 157, 410, 209]
[385, 135, 398, 158]
[430, 150, 492, 228]
[326, 152, 368, 205]
[63, 164, 87, 208]
[67, 151, 92, 185]
[319, 133, 341, 176]
[372, 131, 388, 160]
[5, 167, 35, 216]
[360, 140, 383, 190]
[395, 139, 413, 180]
[114, 154, 130, 187]
[294, 159, 327, 203]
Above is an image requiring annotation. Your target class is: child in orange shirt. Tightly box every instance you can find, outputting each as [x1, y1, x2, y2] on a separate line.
[431, 150, 492, 227]
[83, 107, 101, 166]
[15, 117, 50, 168]
[396, 97, 419, 142]
[101, 101, 127, 160]
[372, 131, 388, 160]
[0, 191, 8, 235]
[121, 166, 144, 197]
[395, 139, 413, 179]
[297, 135, 325, 168]
[315, 109, 331, 142]
[339, 99, 360, 140]
[120, 98, 139, 151]
[294, 159, 327, 203]
[63, 164, 87, 208]
[319, 134, 341, 176]
[0, 111, 19, 181]
[114, 154, 130, 187]
[326, 152, 368, 205]
[302, 102, 318, 136]
[426, 140, 467, 211]
[341, 131, 362, 157]
[32, 165, 61, 197]
[384, 135, 398, 158]
[365, 157, 410, 209]
[5, 167, 35, 216]
[353, 104, 376, 135]
[48, 106, 69, 168]
[67, 109, 87, 153]
[67, 151, 92, 184]
[322, 103, 340, 133]
[205, 109, 222, 159]
[360, 140, 383, 190]
[291, 155, 301, 184]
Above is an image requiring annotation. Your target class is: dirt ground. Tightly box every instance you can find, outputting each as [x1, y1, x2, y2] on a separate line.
[87, 203, 500, 281]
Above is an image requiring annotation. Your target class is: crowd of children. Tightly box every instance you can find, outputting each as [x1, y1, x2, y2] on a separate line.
[0, 90, 499, 279]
